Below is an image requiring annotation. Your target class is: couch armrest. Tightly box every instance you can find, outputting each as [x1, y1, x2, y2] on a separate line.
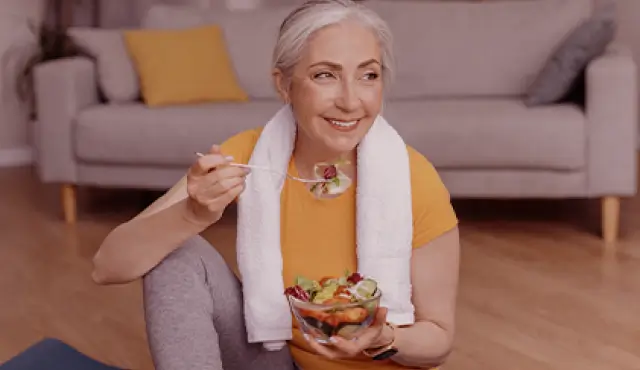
[586, 44, 638, 196]
[33, 56, 99, 183]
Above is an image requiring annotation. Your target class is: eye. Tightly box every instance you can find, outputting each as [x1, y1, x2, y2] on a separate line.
[313, 71, 334, 79]
[363, 72, 380, 81]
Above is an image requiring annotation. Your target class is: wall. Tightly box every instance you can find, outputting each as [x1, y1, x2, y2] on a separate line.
[610, 0, 640, 146]
[0, 0, 46, 166]
[74, 0, 301, 28]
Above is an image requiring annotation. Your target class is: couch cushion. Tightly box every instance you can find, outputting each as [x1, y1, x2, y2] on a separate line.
[123, 25, 249, 106]
[74, 101, 282, 166]
[524, 2, 617, 106]
[366, 0, 593, 99]
[75, 99, 585, 170]
[142, 5, 295, 100]
[67, 27, 139, 103]
[384, 99, 586, 171]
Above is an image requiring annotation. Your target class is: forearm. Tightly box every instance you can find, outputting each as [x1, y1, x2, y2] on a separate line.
[92, 199, 212, 285]
[390, 321, 453, 368]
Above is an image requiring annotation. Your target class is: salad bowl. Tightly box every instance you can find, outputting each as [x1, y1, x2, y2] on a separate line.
[285, 272, 381, 344]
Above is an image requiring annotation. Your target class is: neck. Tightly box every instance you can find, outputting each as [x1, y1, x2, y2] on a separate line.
[293, 132, 356, 176]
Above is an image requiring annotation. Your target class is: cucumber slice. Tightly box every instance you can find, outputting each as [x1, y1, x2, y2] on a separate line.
[337, 275, 348, 286]
[295, 276, 320, 294]
[354, 279, 377, 299]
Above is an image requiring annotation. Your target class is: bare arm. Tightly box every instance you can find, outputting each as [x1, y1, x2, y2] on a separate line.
[91, 176, 200, 285]
[92, 146, 248, 285]
[390, 226, 460, 368]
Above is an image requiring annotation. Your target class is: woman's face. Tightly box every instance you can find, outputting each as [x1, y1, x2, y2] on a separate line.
[276, 20, 384, 155]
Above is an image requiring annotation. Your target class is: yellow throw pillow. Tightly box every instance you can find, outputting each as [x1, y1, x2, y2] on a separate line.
[124, 25, 248, 107]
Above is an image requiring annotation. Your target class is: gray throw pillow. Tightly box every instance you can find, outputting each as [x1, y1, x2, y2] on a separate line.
[524, 3, 616, 107]
[67, 27, 140, 103]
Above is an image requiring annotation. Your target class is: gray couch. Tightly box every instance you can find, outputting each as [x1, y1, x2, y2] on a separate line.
[33, 0, 637, 242]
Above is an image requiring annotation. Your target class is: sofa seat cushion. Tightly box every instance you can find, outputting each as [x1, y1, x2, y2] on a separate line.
[75, 99, 585, 171]
[385, 99, 586, 170]
[74, 101, 282, 166]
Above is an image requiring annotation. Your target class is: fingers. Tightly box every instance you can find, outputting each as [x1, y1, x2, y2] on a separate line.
[304, 328, 377, 359]
[315, 307, 389, 358]
[200, 174, 247, 200]
[207, 144, 222, 155]
[326, 336, 360, 358]
[303, 334, 342, 360]
[197, 166, 250, 198]
[184, 145, 246, 225]
[223, 180, 246, 202]
[212, 164, 250, 180]
[373, 306, 388, 326]
[187, 166, 248, 204]
[190, 153, 230, 177]
[204, 180, 246, 209]
[328, 327, 379, 357]
[302, 314, 389, 359]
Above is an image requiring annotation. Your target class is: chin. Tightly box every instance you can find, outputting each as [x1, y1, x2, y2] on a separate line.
[325, 136, 361, 154]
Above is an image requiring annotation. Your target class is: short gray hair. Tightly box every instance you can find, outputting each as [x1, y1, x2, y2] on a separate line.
[273, 0, 394, 85]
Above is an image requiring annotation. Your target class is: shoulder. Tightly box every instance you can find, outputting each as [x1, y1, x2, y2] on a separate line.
[407, 145, 443, 191]
[406, 145, 450, 209]
[219, 127, 263, 165]
[406, 145, 458, 249]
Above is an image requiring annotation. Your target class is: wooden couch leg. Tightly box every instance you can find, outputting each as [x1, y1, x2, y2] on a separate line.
[602, 196, 620, 243]
[61, 184, 77, 225]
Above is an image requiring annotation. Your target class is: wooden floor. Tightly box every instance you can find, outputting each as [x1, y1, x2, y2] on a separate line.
[1, 166, 639, 370]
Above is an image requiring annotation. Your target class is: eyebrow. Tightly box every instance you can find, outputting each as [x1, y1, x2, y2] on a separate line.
[309, 58, 381, 69]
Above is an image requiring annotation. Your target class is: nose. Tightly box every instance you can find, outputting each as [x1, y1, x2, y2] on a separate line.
[335, 79, 360, 112]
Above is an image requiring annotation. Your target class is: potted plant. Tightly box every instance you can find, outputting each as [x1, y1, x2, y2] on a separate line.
[11, 0, 91, 119]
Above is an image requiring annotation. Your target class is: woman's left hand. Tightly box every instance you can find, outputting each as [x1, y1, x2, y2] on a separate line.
[303, 307, 394, 360]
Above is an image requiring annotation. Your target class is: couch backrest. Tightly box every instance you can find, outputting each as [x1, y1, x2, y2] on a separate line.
[366, 0, 594, 99]
[143, 0, 594, 100]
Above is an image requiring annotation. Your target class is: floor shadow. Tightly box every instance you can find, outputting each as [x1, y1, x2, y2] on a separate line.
[451, 197, 603, 236]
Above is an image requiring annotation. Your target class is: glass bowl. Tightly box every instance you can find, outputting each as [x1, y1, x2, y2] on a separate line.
[287, 289, 382, 344]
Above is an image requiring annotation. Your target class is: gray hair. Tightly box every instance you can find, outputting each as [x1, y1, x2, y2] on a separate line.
[272, 0, 395, 86]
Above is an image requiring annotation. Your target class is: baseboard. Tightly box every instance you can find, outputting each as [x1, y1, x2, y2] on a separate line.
[0, 146, 33, 167]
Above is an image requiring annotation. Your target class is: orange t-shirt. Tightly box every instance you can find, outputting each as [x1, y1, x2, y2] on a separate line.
[215, 128, 458, 370]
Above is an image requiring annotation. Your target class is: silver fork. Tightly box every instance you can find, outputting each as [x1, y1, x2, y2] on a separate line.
[195, 152, 330, 184]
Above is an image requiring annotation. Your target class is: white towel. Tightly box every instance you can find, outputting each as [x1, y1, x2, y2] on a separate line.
[236, 104, 414, 351]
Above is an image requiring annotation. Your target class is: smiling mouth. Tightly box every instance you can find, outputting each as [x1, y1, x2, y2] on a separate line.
[325, 118, 360, 128]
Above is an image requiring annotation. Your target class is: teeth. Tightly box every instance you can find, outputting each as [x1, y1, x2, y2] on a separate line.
[329, 120, 357, 127]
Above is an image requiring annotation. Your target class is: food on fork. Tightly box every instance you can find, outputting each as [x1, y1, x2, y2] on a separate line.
[309, 158, 352, 197]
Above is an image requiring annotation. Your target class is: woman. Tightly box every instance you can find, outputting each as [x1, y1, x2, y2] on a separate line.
[92, 1, 460, 369]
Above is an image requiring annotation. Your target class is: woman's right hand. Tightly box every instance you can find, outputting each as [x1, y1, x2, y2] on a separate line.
[184, 144, 249, 227]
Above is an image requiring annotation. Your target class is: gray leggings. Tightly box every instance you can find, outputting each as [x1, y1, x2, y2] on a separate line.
[143, 236, 296, 370]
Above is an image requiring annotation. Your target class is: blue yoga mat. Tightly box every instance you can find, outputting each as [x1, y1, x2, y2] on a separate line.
[0, 338, 124, 370]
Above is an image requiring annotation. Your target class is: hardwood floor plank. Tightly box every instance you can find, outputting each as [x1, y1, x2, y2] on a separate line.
[1, 166, 639, 369]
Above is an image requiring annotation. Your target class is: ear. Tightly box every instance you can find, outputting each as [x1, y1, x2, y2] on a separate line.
[272, 68, 290, 103]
